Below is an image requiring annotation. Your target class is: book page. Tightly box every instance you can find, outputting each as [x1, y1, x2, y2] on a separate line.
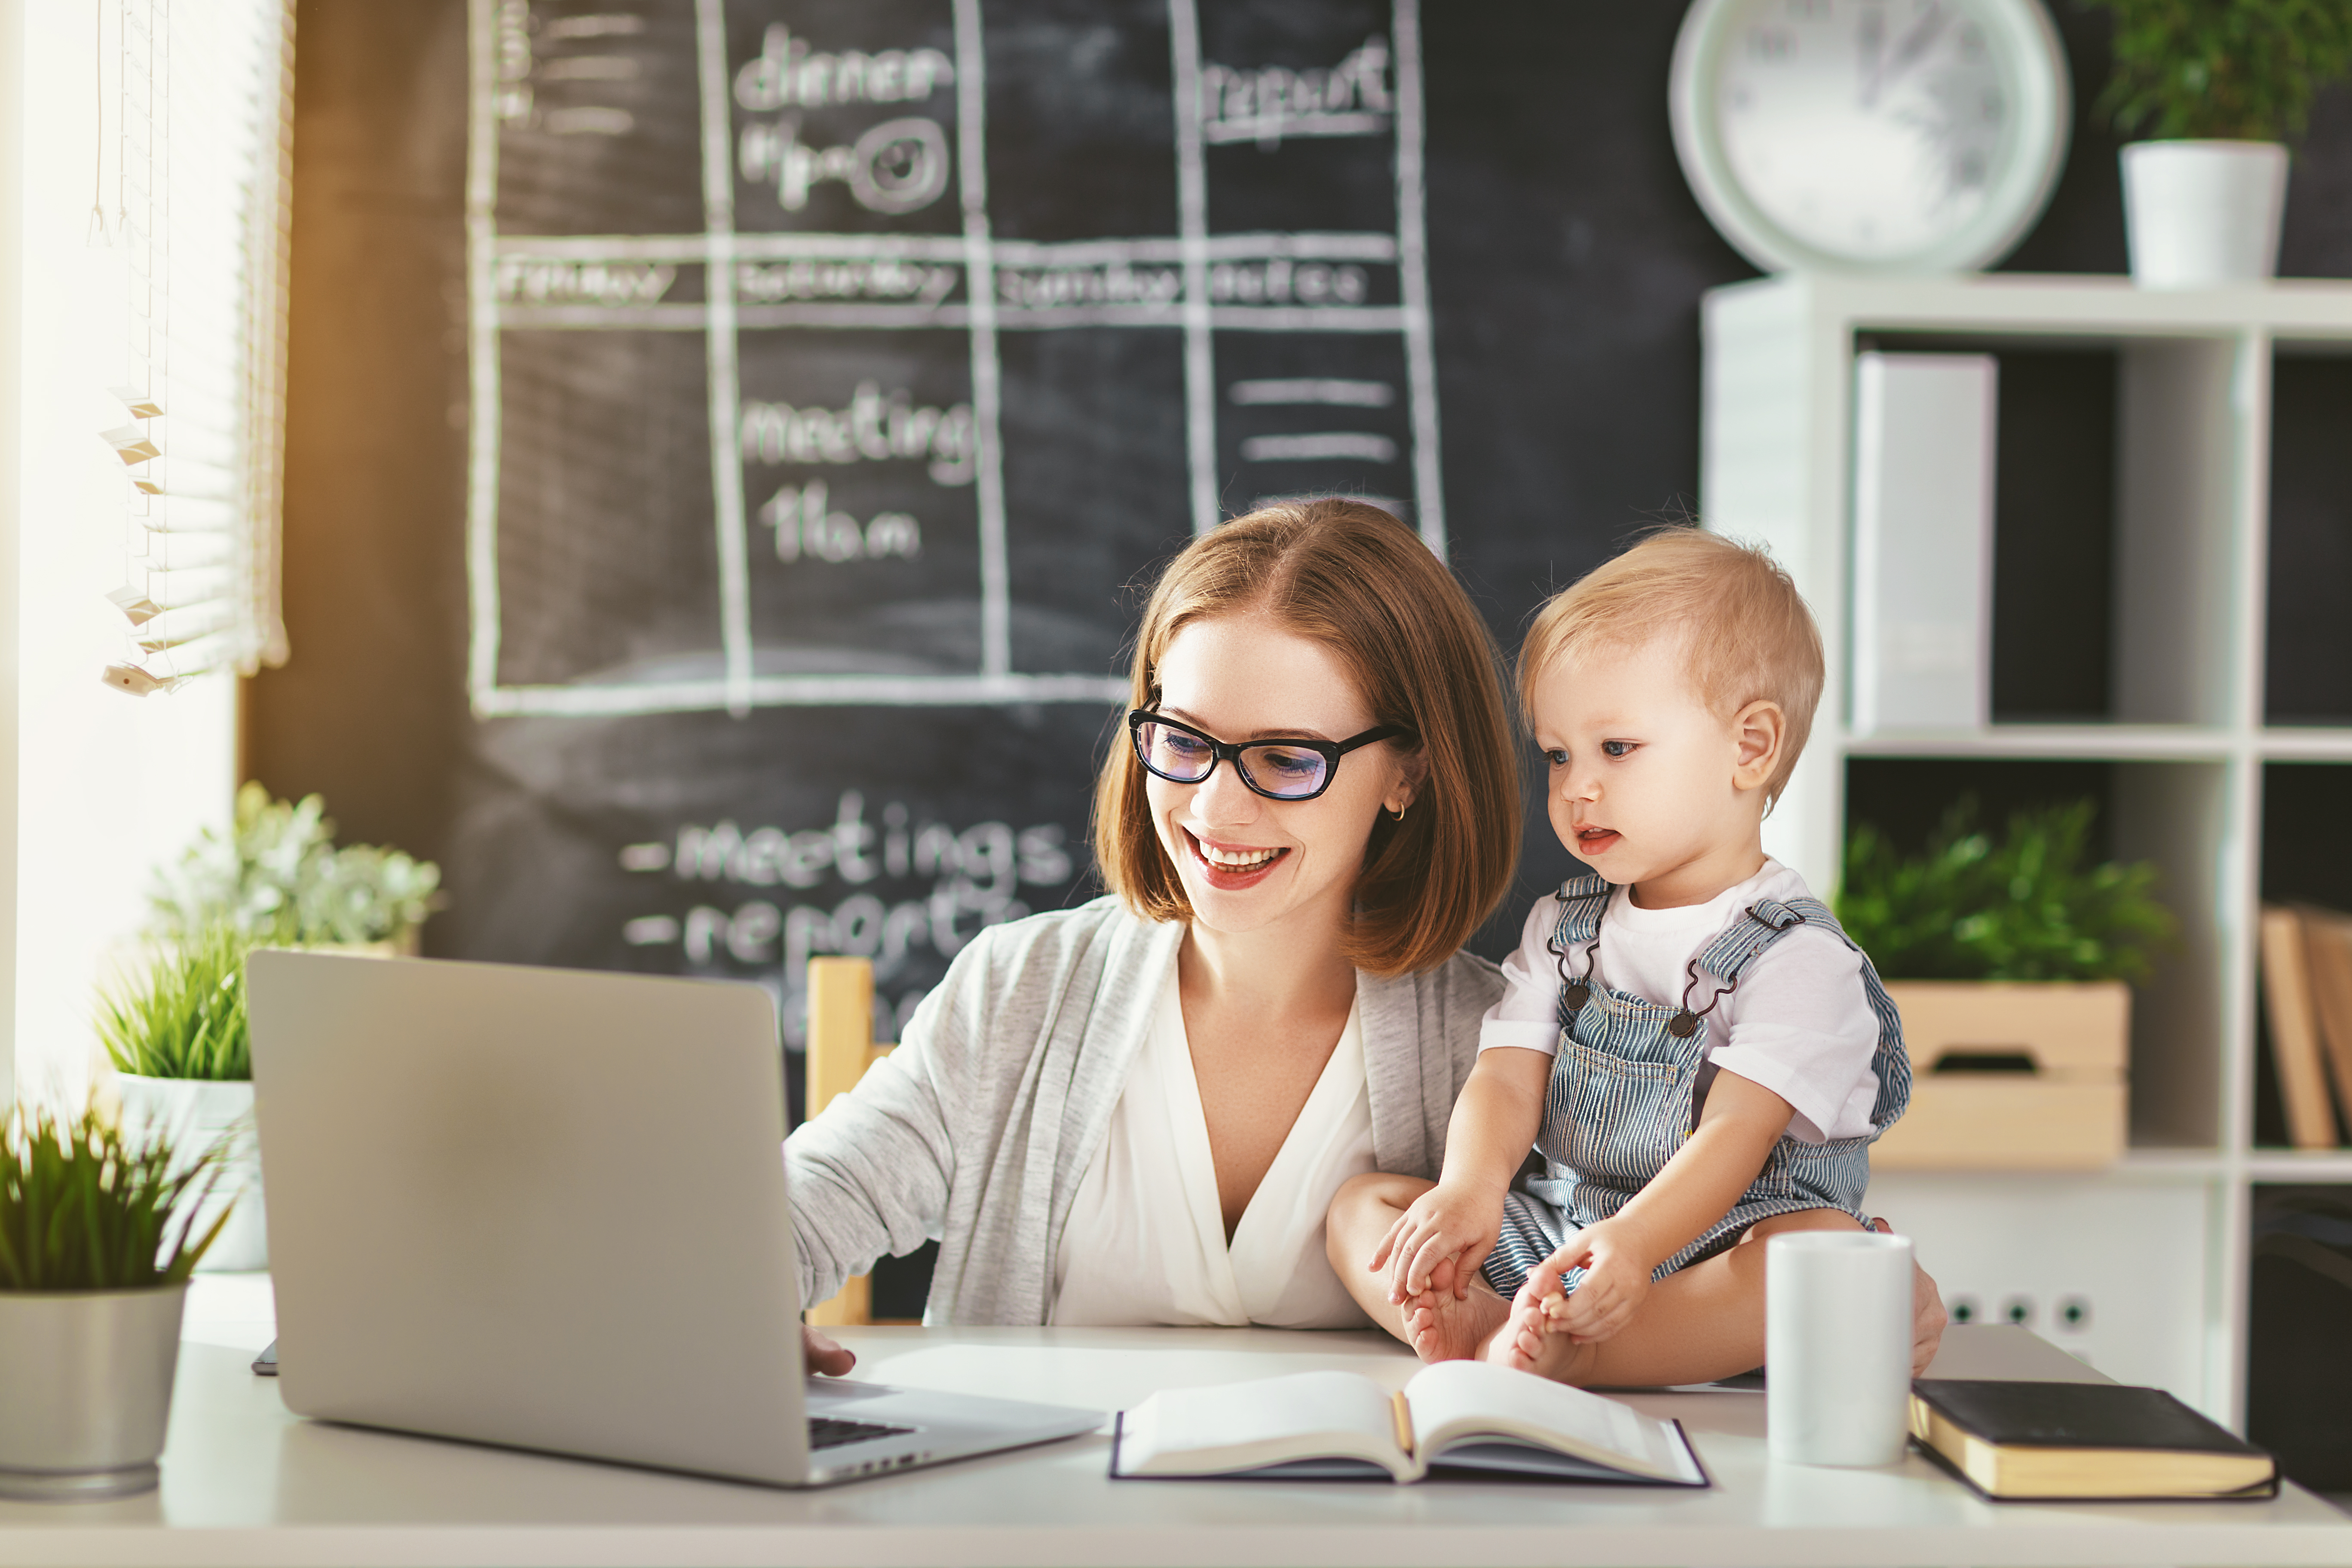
[1116, 1371, 1404, 1479]
[1404, 1360, 1702, 1483]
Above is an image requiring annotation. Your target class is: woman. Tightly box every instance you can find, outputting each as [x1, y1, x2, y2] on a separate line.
[790, 498, 1945, 1380]
[789, 497, 1513, 1337]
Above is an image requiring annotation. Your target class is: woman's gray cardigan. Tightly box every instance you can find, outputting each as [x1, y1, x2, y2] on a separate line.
[785, 895, 1504, 1324]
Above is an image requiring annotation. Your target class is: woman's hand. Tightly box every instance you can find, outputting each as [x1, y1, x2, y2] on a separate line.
[1371, 1180, 1501, 1304]
[1532, 1220, 1652, 1343]
[803, 1324, 856, 1377]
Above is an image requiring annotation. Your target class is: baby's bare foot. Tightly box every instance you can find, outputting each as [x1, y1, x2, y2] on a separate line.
[1402, 1265, 1509, 1364]
[1484, 1291, 1551, 1373]
[1483, 1291, 1596, 1384]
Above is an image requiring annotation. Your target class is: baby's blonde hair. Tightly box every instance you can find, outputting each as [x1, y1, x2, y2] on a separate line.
[1520, 528, 1824, 806]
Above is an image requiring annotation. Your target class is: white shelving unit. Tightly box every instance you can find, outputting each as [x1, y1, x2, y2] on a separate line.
[1700, 272, 2352, 1428]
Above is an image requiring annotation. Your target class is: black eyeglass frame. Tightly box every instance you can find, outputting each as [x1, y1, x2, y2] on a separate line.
[1126, 709, 1416, 802]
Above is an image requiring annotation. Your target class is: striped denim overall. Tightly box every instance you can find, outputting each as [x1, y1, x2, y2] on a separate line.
[1480, 873, 1912, 1300]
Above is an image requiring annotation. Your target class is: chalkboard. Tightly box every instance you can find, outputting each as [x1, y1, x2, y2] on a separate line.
[256, 0, 2352, 1056]
[443, 0, 1454, 1042]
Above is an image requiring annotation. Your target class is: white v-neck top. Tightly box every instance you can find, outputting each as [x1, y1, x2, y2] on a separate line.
[1049, 965, 1377, 1329]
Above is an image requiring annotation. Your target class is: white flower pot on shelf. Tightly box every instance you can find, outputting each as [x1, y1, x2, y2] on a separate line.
[2121, 140, 2289, 288]
[115, 1076, 265, 1272]
[0, 1285, 186, 1499]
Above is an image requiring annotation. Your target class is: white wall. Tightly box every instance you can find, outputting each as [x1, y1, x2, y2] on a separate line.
[9, 0, 234, 1106]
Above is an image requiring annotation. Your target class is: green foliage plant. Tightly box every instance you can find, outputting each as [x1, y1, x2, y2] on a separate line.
[0, 1104, 231, 1290]
[2082, 0, 2352, 141]
[150, 782, 440, 947]
[97, 925, 251, 1081]
[1836, 799, 2177, 983]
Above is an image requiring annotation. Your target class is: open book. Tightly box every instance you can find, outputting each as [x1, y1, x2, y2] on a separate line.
[1110, 1360, 1708, 1485]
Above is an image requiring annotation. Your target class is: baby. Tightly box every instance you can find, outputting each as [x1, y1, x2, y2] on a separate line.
[1330, 528, 1911, 1379]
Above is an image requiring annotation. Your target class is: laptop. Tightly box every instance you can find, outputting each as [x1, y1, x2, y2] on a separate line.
[245, 948, 1102, 1488]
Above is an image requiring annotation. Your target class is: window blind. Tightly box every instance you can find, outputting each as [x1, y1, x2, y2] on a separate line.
[101, 0, 294, 697]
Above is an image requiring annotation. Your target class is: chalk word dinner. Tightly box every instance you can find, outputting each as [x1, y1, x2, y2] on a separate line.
[730, 27, 959, 216]
[738, 116, 952, 214]
[496, 258, 677, 307]
[1202, 37, 1392, 149]
[760, 480, 920, 564]
[733, 26, 955, 111]
[738, 383, 976, 485]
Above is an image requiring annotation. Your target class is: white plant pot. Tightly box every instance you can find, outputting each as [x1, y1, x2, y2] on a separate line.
[115, 1076, 266, 1272]
[0, 1285, 186, 1499]
[2121, 139, 2288, 288]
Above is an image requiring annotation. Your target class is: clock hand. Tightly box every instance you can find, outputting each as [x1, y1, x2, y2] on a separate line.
[1885, 2, 1951, 87]
[1856, 5, 1888, 108]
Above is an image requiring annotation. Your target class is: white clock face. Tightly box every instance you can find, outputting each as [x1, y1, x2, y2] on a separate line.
[1671, 0, 2069, 273]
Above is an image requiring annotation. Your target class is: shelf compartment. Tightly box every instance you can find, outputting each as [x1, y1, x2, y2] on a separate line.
[2259, 763, 2352, 913]
[1844, 756, 2229, 1152]
[2115, 339, 2247, 728]
[2266, 353, 2352, 725]
[1849, 339, 2117, 724]
[2251, 765, 2352, 1154]
[1850, 331, 2246, 729]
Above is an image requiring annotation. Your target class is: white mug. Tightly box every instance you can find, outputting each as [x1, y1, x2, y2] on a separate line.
[1766, 1229, 1914, 1467]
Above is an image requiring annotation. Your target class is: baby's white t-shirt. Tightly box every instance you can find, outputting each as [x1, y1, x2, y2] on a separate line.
[1478, 860, 1883, 1144]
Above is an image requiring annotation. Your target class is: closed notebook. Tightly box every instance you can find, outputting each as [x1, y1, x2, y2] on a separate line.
[1910, 1380, 2277, 1501]
[1110, 1360, 1707, 1486]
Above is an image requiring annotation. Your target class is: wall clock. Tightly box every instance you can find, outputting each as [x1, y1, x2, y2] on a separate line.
[1669, 0, 2071, 274]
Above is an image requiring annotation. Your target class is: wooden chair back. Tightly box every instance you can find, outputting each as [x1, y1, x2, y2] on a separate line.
[802, 956, 893, 1326]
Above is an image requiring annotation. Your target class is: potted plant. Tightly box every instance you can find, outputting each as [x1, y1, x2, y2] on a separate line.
[101, 787, 441, 1272]
[2085, 0, 2352, 287]
[149, 782, 441, 953]
[1838, 799, 2176, 1169]
[98, 927, 267, 1271]
[0, 1104, 229, 1499]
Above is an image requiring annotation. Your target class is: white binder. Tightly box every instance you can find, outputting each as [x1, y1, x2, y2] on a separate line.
[1850, 352, 1999, 733]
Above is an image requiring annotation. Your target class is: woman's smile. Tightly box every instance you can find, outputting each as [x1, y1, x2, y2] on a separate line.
[1185, 829, 1291, 888]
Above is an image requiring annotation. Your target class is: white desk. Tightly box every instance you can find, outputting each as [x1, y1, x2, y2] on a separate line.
[0, 1282, 2345, 1567]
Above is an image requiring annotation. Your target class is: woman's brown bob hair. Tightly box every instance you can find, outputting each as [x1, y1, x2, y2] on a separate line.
[1093, 498, 1519, 977]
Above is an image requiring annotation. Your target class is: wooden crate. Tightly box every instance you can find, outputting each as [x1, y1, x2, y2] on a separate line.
[1871, 980, 2130, 1171]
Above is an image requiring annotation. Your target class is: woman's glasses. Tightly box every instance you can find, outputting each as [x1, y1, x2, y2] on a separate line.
[1127, 710, 1414, 802]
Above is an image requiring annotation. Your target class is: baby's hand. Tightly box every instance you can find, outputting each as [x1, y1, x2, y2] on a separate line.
[1528, 1222, 1652, 1344]
[1370, 1182, 1499, 1305]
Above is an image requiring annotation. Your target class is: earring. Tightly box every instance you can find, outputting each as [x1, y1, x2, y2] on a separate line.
[1388, 802, 1407, 822]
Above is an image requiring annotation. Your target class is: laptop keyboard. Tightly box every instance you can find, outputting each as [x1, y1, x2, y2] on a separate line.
[808, 1415, 915, 1451]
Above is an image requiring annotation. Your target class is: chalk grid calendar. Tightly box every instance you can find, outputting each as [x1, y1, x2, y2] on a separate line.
[467, 0, 1442, 718]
